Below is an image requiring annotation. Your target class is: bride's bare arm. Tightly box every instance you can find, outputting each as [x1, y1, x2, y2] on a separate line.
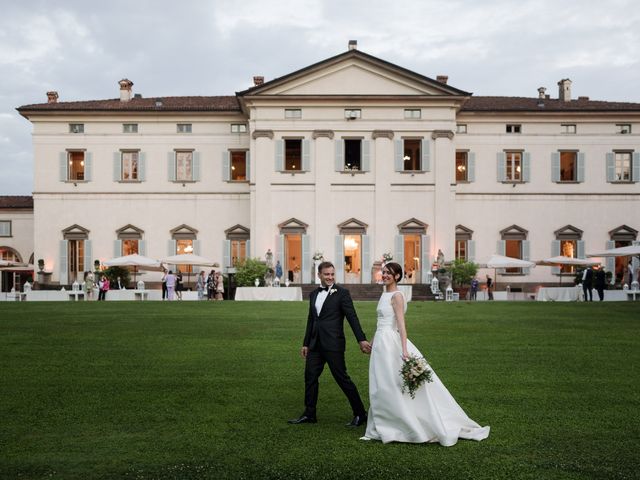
[391, 292, 409, 359]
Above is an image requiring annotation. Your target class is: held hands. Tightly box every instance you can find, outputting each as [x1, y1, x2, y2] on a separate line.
[300, 346, 309, 359]
[359, 341, 372, 354]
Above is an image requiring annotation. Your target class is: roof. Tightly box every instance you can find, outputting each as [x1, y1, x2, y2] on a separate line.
[17, 96, 241, 115]
[0, 196, 33, 209]
[462, 96, 640, 112]
[237, 48, 472, 97]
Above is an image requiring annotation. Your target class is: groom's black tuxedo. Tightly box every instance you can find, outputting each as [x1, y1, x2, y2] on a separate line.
[301, 284, 367, 419]
[304, 284, 367, 351]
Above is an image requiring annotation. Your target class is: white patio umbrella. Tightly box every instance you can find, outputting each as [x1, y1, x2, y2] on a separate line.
[586, 245, 640, 257]
[483, 254, 536, 291]
[161, 254, 219, 289]
[536, 256, 601, 285]
[103, 254, 161, 283]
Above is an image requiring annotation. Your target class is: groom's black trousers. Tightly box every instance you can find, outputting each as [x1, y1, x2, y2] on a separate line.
[304, 348, 366, 418]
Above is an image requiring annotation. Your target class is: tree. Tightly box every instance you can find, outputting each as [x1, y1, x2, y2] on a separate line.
[449, 259, 479, 287]
[235, 258, 269, 287]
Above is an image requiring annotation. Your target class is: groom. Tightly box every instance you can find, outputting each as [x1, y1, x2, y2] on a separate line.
[288, 261, 371, 426]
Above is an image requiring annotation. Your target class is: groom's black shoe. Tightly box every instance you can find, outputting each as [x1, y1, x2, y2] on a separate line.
[288, 415, 317, 424]
[346, 414, 367, 427]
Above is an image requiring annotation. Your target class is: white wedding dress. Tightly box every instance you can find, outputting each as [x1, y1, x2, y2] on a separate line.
[363, 290, 490, 445]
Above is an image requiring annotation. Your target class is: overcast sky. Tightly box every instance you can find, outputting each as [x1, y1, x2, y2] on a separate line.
[1, 0, 639, 195]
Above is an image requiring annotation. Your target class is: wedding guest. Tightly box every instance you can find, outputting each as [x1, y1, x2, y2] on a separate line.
[215, 271, 224, 300]
[165, 270, 176, 301]
[486, 275, 493, 301]
[196, 271, 206, 300]
[582, 267, 593, 302]
[175, 270, 183, 300]
[275, 260, 283, 283]
[161, 269, 168, 300]
[98, 275, 109, 301]
[470, 277, 479, 301]
[115, 276, 125, 290]
[207, 270, 215, 300]
[627, 260, 634, 286]
[594, 266, 606, 302]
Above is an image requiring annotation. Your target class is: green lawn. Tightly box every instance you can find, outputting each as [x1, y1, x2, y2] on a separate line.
[1, 301, 638, 480]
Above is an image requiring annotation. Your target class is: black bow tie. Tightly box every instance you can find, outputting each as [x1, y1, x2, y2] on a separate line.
[319, 286, 330, 292]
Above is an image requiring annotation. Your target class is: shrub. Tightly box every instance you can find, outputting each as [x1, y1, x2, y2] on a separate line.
[101, 266, 131, 287]
[235, 258, 268, 287]
[449, 259, 479, 287]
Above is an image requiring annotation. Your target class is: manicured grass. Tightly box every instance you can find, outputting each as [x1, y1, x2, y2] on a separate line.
[1, 301, 638, 479]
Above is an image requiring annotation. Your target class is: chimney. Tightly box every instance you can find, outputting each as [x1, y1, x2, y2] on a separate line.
[558, 78, 572, 102]
[348, 40, 357, 51]
[253, 76, 264, 87]
[436, 75, 449, 84]
[46, 91, 58, 104]
[119, 78, 134, 102]
[537, 87, 546, 99]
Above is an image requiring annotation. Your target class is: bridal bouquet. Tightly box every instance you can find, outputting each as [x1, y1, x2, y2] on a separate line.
[400, 354, 433, 399]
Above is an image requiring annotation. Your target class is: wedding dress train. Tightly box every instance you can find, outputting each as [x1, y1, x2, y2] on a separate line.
[363, 291, 490, 445]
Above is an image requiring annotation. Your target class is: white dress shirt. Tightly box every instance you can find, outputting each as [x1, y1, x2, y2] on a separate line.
[315, 284, 333, 316]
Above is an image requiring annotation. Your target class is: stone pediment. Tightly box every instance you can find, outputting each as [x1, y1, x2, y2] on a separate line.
[278, 218, 309, 233]
[500, 224, 528, 240]
[116, 224, 144, 236]
[170, 224, 198, 239]
[238, 49, 469, 98]
[609, 224, 638, 241]
[398, 218, 428, 234]
[338, 218, 368, 234]
[225, 224, 250, 240]
[62, 224, 89, 239]
[554, 225, 583, 239]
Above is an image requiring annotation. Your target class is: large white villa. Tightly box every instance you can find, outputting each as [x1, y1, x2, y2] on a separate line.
[12, 41, 640, 290]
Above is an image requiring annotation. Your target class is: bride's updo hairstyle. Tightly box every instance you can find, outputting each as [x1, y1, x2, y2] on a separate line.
[384, 262, 403, 283]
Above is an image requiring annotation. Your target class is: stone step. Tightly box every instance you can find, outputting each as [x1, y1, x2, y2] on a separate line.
[298, 283, 437, 301]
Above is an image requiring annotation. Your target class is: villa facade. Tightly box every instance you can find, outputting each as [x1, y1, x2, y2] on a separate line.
[16, 43, 640, 288]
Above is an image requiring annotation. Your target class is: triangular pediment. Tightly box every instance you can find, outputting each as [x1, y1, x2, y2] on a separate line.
[278, 218, 309, 233]
[609, 224, 638, 241]
[116, 224, 144, 236]
[398, 218, 428, 234]
[554, 224, 583, 238]
[62, 224, 89, 235]
[225, 224, 250, 240]
[238, 49, 469, 98]
[170, 224, 198, 235]
[338, 218, 368, 234]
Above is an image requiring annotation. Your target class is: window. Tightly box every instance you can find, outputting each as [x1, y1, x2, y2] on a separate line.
[403, 139, 421, 171]
[499, 225, 529, 274]
[284, 109, 302, 119]
[230, 151, 247, 181]
[69, 123, 84, 134]
[344, 139, 362, 171]
[67, 151, 85, 181]
[177, 123, 192, 133]
[176, 239, 194, 273]
[404, 109, 421, 119]
[175, 151, 193, 181]
[562, 124, 576, 134]
[456, 124, 467, 134]
[455, 240, 467, 261]
[122, 239, 139, 256]
[344, 109, 361, 119]
[0, 220, 11, 237]
[285, 139, 302, 171]
[614, 152, 632, 182]
[560, 151, 577, 181]
[121, 151, 139, 181]
[0, 246, 20, 261]
[505, 151, 522, 182]
[456, 151, 468, 182]
[617, 124, 632, 134]
[231, 124, 247, 133]
[506, 124, 521, 134]
[231, 240, 247, 266]
[123, 123, 138, 133]
[455, 225, 474, 262]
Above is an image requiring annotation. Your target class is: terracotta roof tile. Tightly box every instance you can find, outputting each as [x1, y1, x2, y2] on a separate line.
[0, 196, 33, 209]
[462, 96, 640, 112]
[18, 96, 241, 113]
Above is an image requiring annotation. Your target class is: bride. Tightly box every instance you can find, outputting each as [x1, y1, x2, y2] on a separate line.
[362, 262, 490, 445]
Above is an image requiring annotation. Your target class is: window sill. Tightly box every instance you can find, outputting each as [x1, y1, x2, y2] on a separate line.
[118, 180, 142, 183]
[399, 170, 426, 175]
[227, 180, 250, 183]
[279, 171, 308, 175]
[65, 180, 87, 184]
[500, 181, 525, 184]
[500, 272, 527, 276]
[339, 170, 367, 175]
[456, 180, 471, 184]
[173, 180, 197, 184]
[609, 181, 635, 184]
[555, 181, 581, 184]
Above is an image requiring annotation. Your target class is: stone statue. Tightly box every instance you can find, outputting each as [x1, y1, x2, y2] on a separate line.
[437, 249, 445, 270]
[265, 249, 273, 268]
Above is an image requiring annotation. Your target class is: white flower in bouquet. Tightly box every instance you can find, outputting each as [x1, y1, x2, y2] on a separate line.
[400, 354, 433, 399]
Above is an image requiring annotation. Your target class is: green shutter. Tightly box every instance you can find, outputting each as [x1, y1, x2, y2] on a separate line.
[523, 152, 531, 182]
[193, 240, 200, 256]
[497, 152, 506, 181]
[361, 235, 371, 283]
[522, 240, 530, 275]
[467, 152, 476, 182]
[334, 235, 344, 283]
[361, 140, 370, 172]
[606, 241, 615, 283]
[394, 140, 403, 172]
[421, 138, 430, 172]
[84, 152, 93, 181]
[59, 240, 68, 285]
[59, 152, 68, 182]
[394, 235, 404, 269]
[139, 240, 147, 256]
[114, 240, 122, 257]
[275, 140, 284, 172]
[302, 234, 311, 283]
[245, 151, 251, 181]
[138, 152, 146, 182]
[302, 140, 310, 172]
[168, 152, 176, 182]
[551, 152, 560, 182]
[223, 240, 231, 269]
[577, 152, 585, 183]
[222, 151, 230, 182]
[632, 153, 640, 182]
[192, 152, 201, 181]
[551, 240, 561, 275]
[335, 140, 344, 172]
[421, 235, 431, 281]
[113, 152, 121, 182]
